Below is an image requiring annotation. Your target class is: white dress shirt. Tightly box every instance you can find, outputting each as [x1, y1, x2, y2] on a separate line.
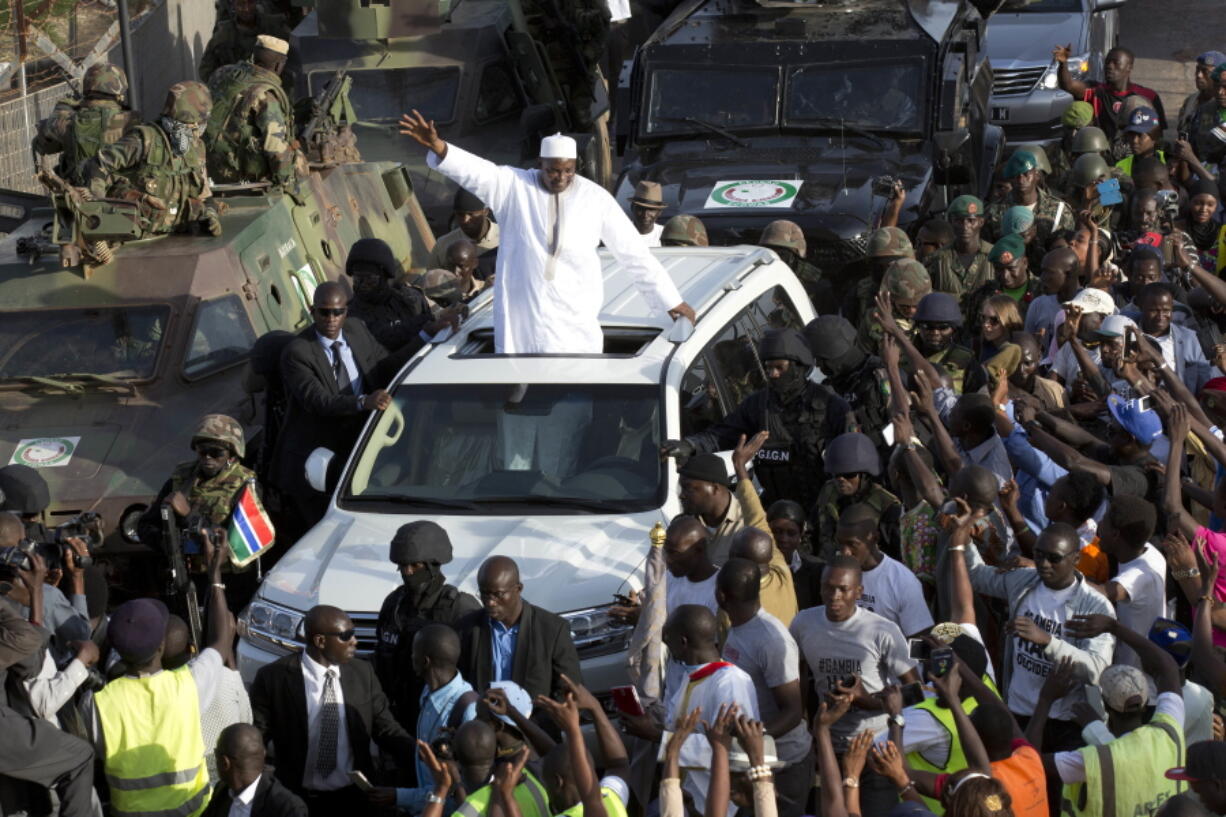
[227, 774, 261, 817]
[300, 654, 353, 791]
[315, 329, 365, 399]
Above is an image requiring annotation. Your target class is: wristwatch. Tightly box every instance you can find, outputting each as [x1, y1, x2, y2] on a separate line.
[843, 777, 860, 789]
[890, 713, 906, 728]
[426, 793, 445, 805]
[1172, 567, 1201, 581]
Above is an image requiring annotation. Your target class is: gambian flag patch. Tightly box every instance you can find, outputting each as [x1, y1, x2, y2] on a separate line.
[227, 482, 275, 567]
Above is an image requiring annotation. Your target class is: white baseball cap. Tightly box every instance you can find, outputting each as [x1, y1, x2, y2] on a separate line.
[1065, 287, 1116, 317]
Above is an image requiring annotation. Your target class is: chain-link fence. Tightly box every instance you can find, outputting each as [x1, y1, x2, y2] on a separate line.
[0, 80, 69, 193]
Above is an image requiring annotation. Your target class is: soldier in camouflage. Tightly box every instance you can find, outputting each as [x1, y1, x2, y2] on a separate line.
[136, 414, 262, 605]
[1049, 100, 1095, 194]
[842, 226, 914, 325]
[810, 431, 901, 562]
[204, 35, 306, 190]
[660, 213, 709, 247]
[81, 81, 221, 237]
[985, 150, 1074, 246]
[804, 314, 893, 457]
[907, 292, 975, 393]
[32, 62, 139, 186]
[661, 328, 851, 514]
[925, 195, 994, 306]
[520, 0, 610, 129]
[856, 257, 932, 355]
[964, 234, 1044, 339]
[759, 219, 836, 315]
[199, 0, 293, 85]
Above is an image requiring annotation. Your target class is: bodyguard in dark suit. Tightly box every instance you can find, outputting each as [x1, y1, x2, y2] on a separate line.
[249, 605, 412, 817]
[456, 556, 582, 701]
[272, 281, 408, 534]
[204, 723, 307, 817]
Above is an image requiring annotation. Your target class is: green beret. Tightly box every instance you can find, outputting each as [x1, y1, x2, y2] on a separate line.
[948, 195, 984, 218]
[1001, 150, 1038, 180]
[989, 233, 1027, 265]
[1061, 101, 1095, 128]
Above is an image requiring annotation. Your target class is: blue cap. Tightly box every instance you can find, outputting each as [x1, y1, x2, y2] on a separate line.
[1124, 107, 1161, 135]
[1197, 50, 1226, 67]
[1149, 617, 1192, 666]
[1106, 394, 1163, 445]
[914, 292, 964, 326]
[109, 598, 169, 662]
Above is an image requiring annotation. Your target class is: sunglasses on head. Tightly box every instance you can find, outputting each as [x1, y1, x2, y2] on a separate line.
[196, 445, 229, 459]
[1033, 549, 1073, 565]
[314, 307, 347, 317]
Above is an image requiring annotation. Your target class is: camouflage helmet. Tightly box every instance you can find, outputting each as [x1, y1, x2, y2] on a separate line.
[661, 214, 709, 247]
[161, 80, 213, 125]
[82, 62, 127, 100]
[1061, 100, 1095, 129]
[191, 414, 245, 458]
[864, 226, 914, 260]
[1071, 153, 1111, 188]
[1014, 144, 1052, 176]
[880, 258, 932, 304]
[414, 268, 461, 305]
[759, 219, 806, 256]
[1071, 125, 1110, 155]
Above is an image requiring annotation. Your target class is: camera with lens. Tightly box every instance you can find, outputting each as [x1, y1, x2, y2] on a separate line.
[53, 511, 103, 568]
[0, 539, 38, 574]
[80, 665, 107, 693]
[872, 174, 899, 199]
[1155, 189, 1180, 228]
[430, 734, 454, 762]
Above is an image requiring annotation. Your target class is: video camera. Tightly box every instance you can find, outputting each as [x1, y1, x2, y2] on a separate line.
[1155, 189, 1181, 228]
[0, 539, 38, 573]
[872, 174, 900, 199]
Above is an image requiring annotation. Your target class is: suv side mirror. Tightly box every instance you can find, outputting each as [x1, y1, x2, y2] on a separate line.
[305, 447, 335, 494]
[1092, 0, 1125, 9]
[933, 128, 973, 185]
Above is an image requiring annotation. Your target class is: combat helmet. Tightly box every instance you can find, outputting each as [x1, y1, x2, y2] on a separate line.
[1071, 153, 1111, 189]
[661, 214, 709, 247]
[162, 81, 213, 125]
[1071, 125, 1110, 155]
[191, 414, 245, 458]
[83, 62, 128, 101]
[1014, 144, 1052, 176]
[881, 258, 932, 304]
[824, 432, 880, 477]
[759, 220, 807, 257]
[864, 226, 914, 260]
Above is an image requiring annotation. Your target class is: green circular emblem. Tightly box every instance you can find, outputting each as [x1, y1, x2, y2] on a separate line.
[711, 180, 799, 207]
[15, 437, 76, 467]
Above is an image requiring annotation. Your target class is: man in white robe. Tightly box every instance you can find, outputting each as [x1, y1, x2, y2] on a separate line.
[399, 110, 695, 354]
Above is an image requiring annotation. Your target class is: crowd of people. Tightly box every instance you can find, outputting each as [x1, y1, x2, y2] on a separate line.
[11, 0, 1226, 815]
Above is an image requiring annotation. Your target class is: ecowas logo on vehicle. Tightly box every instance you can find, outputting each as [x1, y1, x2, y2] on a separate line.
[10, 436, 81, 468]
[704, 180, 801, 209]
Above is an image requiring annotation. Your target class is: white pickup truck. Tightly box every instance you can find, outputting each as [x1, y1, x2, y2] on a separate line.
[237, 245, 816, 692]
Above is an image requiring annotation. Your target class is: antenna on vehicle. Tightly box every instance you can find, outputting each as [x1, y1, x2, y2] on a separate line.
[840, 118, 848, 196]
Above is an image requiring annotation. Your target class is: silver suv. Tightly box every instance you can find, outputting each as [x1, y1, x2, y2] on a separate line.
[985, 0, 1125, 145]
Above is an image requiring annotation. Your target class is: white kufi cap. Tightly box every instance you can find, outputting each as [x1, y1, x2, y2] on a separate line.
[539, 132, 577, 160]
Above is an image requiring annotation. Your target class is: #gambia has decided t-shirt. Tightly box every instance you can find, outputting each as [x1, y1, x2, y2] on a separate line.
[1009, 582, 1076, 719]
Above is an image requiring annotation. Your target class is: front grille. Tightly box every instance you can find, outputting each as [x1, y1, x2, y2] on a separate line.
[811, 236, 869, 270]
[1002, 121, 1063, 143]
[992, 66, 1046, 97]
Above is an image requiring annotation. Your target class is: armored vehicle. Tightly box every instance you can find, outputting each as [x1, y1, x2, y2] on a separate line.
[616, 0, 1005, 273]
[288, 0, 613, 234]
[0, 156, 424, 593]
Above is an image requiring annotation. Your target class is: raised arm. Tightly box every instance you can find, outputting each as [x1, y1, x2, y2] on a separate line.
[1067, 614, 1181, 695]
[1164, 403, 1201, 540]
[535, 692, 605, 817]
[912, 371, 963, 478]
[946, 499, 980, 626]
[560, 674, 630, 781]
[813, 698, 853, 817]
[1053, 44, 1090, 99]
[893, 409, 945, 509]
[1024, 420, 1112, 486]
[1190, 554, 1226, 696]
[877, 293, 947, 388]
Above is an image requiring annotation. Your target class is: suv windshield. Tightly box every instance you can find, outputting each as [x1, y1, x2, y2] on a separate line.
[646, 67, 779, 135]
[786, 60, 924, 132]
[1000, 0, 1083, 11]
[0, 305, 168, 380]
[344, 384, 663, 513]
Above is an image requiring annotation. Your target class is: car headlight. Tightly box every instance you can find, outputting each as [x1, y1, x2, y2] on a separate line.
[563, 604, 633, 660]
[1042, 54, 1091, 90]
[239, 597, 305, 652]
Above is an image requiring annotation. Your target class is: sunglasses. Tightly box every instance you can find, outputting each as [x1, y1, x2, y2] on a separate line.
[919, 322, 955, 331]
[322, 628, 356, 641]
[313, 307, 347, 317]
[1033, 549, 1073, 565]
[196, 445, 229, 459]
[980, 314, 1001, 326]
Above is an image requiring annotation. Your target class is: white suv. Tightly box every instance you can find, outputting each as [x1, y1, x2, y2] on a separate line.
[237, 246, 816, 692]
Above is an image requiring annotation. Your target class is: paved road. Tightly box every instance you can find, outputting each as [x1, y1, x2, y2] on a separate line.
[1121, 0, 1226, 128]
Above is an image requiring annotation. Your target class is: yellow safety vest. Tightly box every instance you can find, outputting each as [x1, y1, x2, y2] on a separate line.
[455, 769, 551, 817]
[1115, 150, 1166, 178]
[558, 786, 629, 817]
[95, 667, 209, 817]
[906, 678, 1000, 815]
[1061, 713, 1184, 817]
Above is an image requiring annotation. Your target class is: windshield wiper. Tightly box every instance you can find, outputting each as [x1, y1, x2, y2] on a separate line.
[658, 116, 749, 148]
[9, 375, 85, 393]
[479, 496, 621, 514]
[348, 494, 479, 510]
[53, 372, 137, 394]
[801, 119, 887, 148]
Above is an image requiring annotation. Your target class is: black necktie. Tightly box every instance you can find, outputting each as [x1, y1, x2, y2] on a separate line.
[331, 341, 352, 395]
[316, 669, 340, 776]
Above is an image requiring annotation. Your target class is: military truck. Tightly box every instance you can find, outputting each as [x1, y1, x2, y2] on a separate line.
[615, 0, 1005, 272]
[287, 0, 613, 234]
[0, 153, 424, 594]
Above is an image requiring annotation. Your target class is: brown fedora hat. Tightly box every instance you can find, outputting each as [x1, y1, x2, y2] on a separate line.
[629, 179, 667, 209]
